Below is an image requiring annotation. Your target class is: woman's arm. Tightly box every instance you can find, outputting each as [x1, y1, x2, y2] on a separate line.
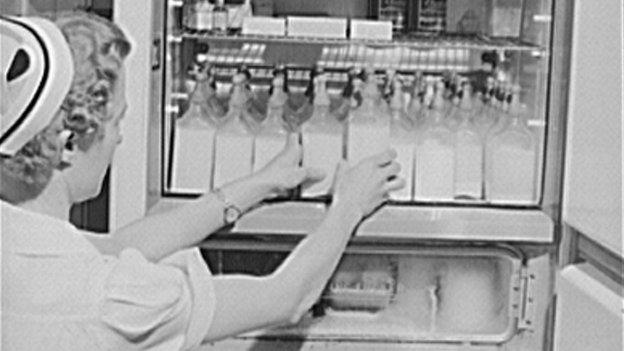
[205, 202, 360, 340]
[104, 134, 323, 261]
[203, 150, 404, 341]
[103, 176, 267, 261]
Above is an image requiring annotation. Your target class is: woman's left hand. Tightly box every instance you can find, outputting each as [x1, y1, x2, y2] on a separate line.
[254, 133, 326, 198]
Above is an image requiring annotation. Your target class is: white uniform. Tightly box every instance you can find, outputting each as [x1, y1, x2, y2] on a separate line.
[1, 201, 216, 351]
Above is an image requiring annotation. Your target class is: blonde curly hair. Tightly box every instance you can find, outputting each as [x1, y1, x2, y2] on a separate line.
[0, 11, 131, 204]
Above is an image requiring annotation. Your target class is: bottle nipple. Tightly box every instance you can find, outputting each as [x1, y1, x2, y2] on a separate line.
[508, 84, 522, 116]
[459, 83, 473, 111]
[432, 81, 446, 111]
[390, 78, 404, 110]
[314, 74, 330, 106]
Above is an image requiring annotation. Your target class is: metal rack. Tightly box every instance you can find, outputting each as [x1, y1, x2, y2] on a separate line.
[168, 30, 547, 95]
[175, 32, 546, 52]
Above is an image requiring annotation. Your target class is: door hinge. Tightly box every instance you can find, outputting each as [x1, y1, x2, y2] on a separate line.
[517, 266, 537, 331]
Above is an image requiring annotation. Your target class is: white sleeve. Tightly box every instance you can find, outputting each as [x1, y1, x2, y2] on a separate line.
[100, 248, 216, 350]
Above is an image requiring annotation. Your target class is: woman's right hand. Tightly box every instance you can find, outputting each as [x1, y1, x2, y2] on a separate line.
[331, 149, 405, 219]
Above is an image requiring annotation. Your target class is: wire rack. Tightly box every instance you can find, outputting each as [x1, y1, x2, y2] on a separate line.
[177, 31, 545, 52]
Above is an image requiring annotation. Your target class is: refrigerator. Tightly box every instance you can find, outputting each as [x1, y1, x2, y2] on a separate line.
[108, 0, 622, 350]
[553, 1, 623, 351]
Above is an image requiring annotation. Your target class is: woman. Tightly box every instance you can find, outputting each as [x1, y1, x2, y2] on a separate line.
[1, 12, 404, 351]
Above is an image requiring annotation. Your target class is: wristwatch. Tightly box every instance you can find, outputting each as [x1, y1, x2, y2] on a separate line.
[213, 188, 243, 225]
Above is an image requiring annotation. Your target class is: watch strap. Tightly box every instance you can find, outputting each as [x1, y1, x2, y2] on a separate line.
[213, 188, 243, 223]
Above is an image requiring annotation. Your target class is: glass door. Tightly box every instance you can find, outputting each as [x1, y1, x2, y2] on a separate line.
[162, 0, 556, 210]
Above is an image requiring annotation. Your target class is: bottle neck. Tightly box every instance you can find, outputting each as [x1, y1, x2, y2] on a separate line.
[390, 109, 411, 131]
[229, 85, 248, 106]
[309, 103, 331, 124]
[361, 93, 380, 108]
[265, 106, 284, 125]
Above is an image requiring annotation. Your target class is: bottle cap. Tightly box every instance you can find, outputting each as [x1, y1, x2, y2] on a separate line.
[508, 84, 522, 115]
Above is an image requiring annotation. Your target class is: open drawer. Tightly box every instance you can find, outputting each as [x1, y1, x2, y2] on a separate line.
[203, 243, 533, 345]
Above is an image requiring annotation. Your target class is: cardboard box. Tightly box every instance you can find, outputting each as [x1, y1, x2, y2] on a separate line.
[490, 0, 523, 37]
[350, 19, 393, 41]
[446, 0, 490, 34]
[242, 16, 286, 36]
[286, 16, 347, 39]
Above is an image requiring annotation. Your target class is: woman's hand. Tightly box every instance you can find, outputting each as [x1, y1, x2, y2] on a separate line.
[254, 133, 325, 198]
[331, 149, 405, 219]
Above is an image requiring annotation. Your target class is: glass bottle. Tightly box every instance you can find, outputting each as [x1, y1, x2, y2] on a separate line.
[407, 71, 425, 128]
[419, 76, 436, 126]
[445, 77, 464, 131]
[414, 81, 455, 201]
[346, 67, 391, 166]
[171, 55, 218, 192]
[487, 82, 512, 137]
[237, 66, 263, 134]
[213, 73, 255, 188]
[472, 89, 495, 138]
[470, 77, 490, 133]
[301, 72, 344, 197]
[389, 74, 415, 201]
[453, 83, 483, 200]
[330, 67, 356, 123]
[485, 84, 538, 204]
[253, 73, 289, 172]
[204, 64, 225, 119]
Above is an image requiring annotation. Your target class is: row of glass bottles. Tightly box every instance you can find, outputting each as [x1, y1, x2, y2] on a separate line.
[400, 74, 538, 204]
[171, 56, 538, 204]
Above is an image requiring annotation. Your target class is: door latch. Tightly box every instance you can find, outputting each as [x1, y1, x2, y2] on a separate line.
[517, 266, 537, 331]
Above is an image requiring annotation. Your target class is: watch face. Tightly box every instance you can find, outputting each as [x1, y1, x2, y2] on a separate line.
[224, 206, 241, 223]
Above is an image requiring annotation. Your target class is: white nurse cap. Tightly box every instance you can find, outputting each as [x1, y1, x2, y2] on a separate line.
[0, 16, 74, 156]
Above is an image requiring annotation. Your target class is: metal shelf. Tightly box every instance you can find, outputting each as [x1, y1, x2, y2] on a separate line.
[149, 199, 554, 243]
[175, 31, 546, 53]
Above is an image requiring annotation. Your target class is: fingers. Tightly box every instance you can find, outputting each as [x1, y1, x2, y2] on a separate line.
[300, 167, 326, 183]
[299, 167, 327, 189]
[371, 148, 398, 166]
[382, 177, 406, 194]
[379, 161, 401, 179]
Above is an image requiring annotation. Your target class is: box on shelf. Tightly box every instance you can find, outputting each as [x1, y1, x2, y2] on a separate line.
[446, 0, 489, 34]
[252, 0, 274, 16]
[350, 19, 393, 41]
[286, 16, 347, 39]
[490, 0, 523, 37]
[242, 16, 286, 36]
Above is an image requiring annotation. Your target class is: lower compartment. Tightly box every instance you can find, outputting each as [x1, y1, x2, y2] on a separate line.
[195, 339, 500, 351]
[199, 240, 554, 350]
